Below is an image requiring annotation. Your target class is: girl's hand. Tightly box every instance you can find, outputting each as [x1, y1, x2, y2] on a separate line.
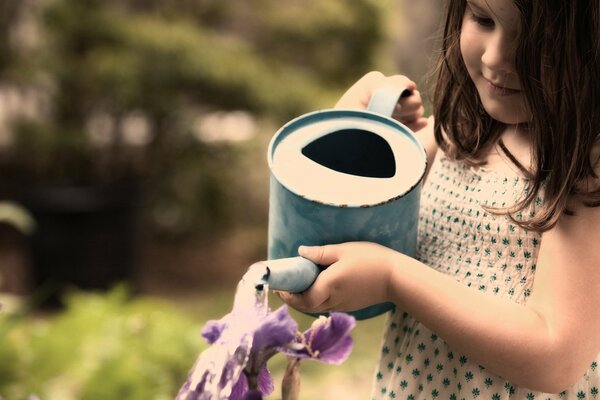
[335, 71, 428, 132]
[276, 242, 397, 313]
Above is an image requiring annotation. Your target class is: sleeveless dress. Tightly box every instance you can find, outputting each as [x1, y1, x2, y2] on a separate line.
[371, 152, 600, 400]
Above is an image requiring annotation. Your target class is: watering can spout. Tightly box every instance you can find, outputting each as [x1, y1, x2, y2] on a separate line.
[246, 256, 320, 293]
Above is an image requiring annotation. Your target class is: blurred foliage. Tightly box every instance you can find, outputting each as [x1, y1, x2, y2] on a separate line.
[0, 0, 387, 238]
[0, 286, 205, 400]
[0, 2, 21, 72]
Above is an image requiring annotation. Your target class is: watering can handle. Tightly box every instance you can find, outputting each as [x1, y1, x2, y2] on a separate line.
[367, 87, 412, 118]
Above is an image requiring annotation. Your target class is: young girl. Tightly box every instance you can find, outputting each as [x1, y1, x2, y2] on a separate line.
[278, 0, 600, 398]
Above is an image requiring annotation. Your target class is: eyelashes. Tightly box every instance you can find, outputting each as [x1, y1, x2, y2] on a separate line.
[466, 5, 495, 28]
[472, 14, 494, 28]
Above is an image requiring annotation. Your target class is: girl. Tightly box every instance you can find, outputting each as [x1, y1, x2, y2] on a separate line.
[278, 0, 600, 398]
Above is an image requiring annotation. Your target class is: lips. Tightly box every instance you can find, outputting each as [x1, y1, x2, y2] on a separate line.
[484, 78, 521, 96]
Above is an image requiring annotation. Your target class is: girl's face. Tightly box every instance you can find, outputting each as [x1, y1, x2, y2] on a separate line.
[460, 0, 530, 125]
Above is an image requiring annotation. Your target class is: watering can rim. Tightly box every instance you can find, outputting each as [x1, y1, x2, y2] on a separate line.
[267, 108, 428, 209]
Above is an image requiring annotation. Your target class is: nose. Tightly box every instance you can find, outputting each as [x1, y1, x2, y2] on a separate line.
[481, 31, 516, 73]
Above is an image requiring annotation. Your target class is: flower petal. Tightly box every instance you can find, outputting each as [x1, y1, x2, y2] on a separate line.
[227, 367, 272, 400]
[285, 312, 355, 364]
[311, 313, 355, 364]
[201, 318, 228, 344]
[241, 389, 263, 400]
[228, 374, 248, 400]
[317, 334, 353, 364]
[257, 366, 274, 395]
[244, 305, 297, 382]
[252, 305, 297, 351]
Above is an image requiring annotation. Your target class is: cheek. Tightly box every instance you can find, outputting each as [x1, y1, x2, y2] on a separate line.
[459, 25, 481, 73]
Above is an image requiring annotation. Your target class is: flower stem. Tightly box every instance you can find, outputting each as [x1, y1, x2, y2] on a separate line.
[246, 370, 259, 390]
[281, 357, 301, 400]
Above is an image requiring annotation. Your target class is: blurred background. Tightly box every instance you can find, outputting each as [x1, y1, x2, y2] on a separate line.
[0, 0, 440, 399]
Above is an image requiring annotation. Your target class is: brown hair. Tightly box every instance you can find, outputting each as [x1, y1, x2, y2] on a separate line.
[432, 0, 600, 232]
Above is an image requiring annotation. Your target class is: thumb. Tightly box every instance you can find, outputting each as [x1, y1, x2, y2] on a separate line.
[298, 244, 340, 266]
[404, 79, 417, 91]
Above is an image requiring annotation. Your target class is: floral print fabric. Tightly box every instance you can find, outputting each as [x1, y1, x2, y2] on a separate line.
[371, 153, 600, 400]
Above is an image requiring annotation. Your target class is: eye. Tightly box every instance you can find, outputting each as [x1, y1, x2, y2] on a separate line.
[471, 13, 495, 28]
[466, 4, 495, 28]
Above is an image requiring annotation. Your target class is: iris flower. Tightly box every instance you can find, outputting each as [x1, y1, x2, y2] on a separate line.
[176, 291, 356, 400]
[176, 300, 297, 400]
[285, 313, 355, 364]
[279, 312, 356, 400]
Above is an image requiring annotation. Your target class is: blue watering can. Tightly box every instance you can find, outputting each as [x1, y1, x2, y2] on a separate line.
[259, 87, 427, 320]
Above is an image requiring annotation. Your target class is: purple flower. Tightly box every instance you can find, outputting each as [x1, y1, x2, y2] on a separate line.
[201, 320, 225, 344]
[285, 313, 356, 365]
[241, 389, 263, 400]
[177, 304, 297, 400]
[245, 306, 297, 374]
[228, 366, 272, 400]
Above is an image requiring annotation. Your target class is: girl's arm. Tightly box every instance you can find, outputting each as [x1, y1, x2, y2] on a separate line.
[278, 196, 600, 393]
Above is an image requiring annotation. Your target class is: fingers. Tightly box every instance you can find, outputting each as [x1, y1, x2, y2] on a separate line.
[405, 117, 429, 133]
[392, 89, 428, 132]
[392, 90, 423, 118]
[276, 281, 332, 313]
[278, 245, 342, 313]
[298, 244, 340, 266]
[334, 71, 429, 133]
[335, 71, 416, 110]
[385, 73, 417, 93]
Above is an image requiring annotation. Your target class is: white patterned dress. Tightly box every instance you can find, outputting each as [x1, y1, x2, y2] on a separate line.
[371, 152, 600, 400]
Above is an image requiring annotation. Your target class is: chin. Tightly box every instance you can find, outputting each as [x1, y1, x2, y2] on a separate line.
[487, 112, 526, 125]
[481, 101, 529, 125]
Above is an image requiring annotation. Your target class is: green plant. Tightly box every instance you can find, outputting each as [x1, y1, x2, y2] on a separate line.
[0, 287, 204, 400]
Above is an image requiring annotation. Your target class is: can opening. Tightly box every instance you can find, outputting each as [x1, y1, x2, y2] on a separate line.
[301, 129, 396, 178]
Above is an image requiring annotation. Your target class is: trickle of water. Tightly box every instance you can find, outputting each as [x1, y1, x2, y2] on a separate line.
[233, 262, 270, 313]
[178, 263, 271, 400]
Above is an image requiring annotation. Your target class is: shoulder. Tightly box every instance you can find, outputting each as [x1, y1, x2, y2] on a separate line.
[545, 139, 600, 254]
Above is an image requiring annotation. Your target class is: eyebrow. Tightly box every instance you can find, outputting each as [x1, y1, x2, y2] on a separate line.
[466, 0, 490, 14]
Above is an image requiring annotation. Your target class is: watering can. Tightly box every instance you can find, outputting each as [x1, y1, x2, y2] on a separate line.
[257, 87, 427, 320]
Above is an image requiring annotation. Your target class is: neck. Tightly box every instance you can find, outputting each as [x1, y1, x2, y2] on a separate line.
[481, 124, 533, 177]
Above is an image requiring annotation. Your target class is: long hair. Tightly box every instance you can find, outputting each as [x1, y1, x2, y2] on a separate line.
[432, 0, 600, 232]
